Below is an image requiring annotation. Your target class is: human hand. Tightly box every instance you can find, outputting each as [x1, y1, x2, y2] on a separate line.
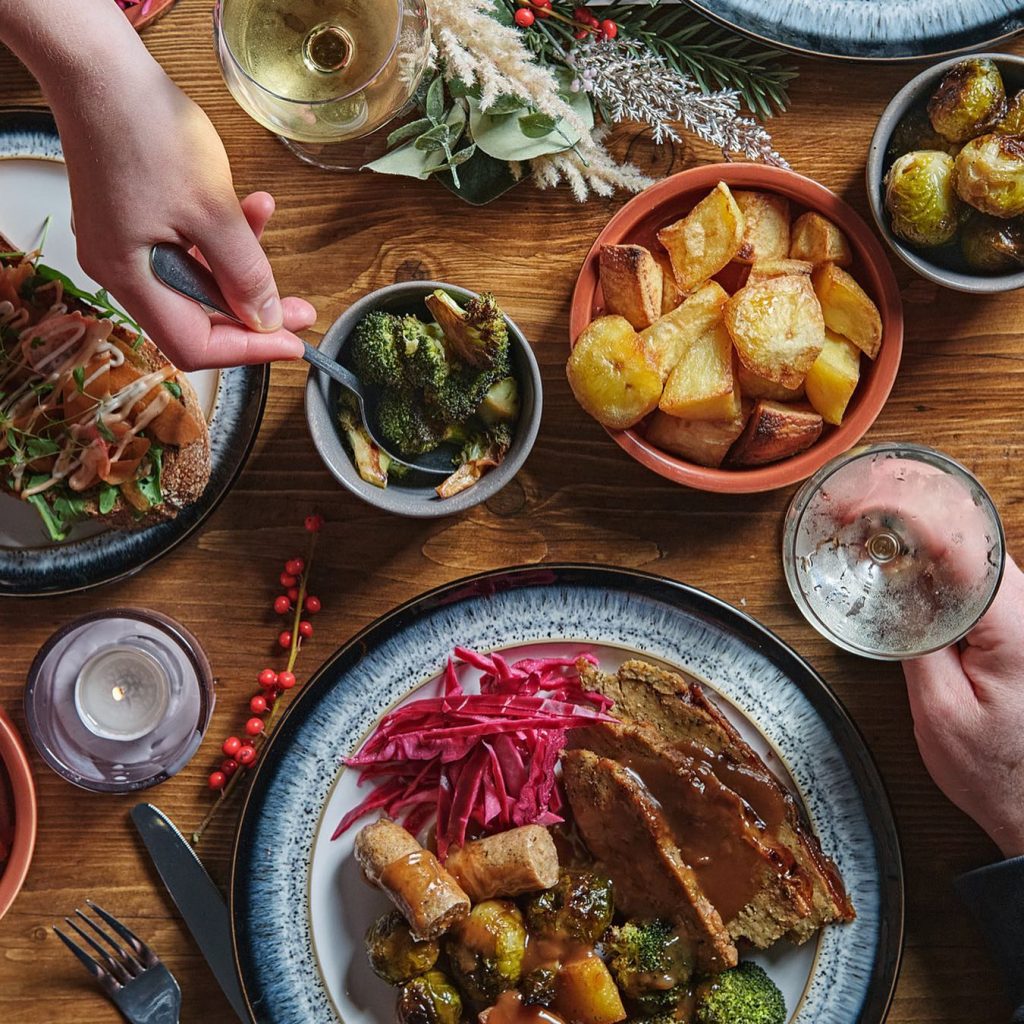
[51, 59, 315, 370]
[902, 555, 1024, 859]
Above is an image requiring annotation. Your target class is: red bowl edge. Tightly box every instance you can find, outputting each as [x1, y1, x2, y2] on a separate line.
[0, 707, 37, 920]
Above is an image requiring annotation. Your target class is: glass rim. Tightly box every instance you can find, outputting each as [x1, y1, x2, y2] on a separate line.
[782, 442, 1007, 661]
[213, 0, 405, 107]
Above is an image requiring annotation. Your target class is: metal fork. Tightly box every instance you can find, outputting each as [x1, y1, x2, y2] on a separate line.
[54, 900, 181, 1024]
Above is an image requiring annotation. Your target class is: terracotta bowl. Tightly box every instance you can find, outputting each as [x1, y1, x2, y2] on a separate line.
[0, 707, 36, 921]
[569, 163, 904, 494]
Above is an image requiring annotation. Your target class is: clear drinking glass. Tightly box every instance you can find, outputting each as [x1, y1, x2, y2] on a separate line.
[213, 0, 431, 171]
[782, 443, 1005, 660]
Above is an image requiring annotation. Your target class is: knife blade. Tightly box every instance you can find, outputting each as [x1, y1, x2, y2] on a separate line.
[131, 803, 250, 1022]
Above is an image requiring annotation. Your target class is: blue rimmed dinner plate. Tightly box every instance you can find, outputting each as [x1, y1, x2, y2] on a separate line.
[231, 565, 903, 1024]
[687, 0, 1024, 60]
[0, 107, 268, 596]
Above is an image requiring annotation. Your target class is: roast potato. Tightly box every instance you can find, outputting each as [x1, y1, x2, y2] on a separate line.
[599, 244, 663, 330]
[645, 405, 750, 468]
[788, 211, 853, 267]
[653, 251, 685, 314]
[640, 280, 729, 379]
[737, 362, 806, 401]
[811, 263, 882, 359]
[746, 258, 813, 284]
[659, 321, 740, 421]
[656, 181, 745, 294]
[805, 330, 861, 426]
[727, 400, 823, 466]
[733, 190, 791, 264]
[553, 954, 627, 1024]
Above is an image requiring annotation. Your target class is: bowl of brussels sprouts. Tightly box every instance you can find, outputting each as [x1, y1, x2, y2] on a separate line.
[868, 53, 1024, 293]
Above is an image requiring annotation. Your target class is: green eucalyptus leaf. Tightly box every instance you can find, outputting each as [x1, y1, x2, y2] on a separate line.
[518, 112, 558, 138]
[446, 144, 478, 168]
[365, 107, 466, 181]
[488, 0, 514, 26]
[414, 122, 451, 151]
[425, 76, 445, 122]
[482, 94, 527, 116]
[387, 117, 433, 148]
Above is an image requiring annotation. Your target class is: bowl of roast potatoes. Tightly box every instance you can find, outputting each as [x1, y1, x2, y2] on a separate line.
[568, 164, 904, 493]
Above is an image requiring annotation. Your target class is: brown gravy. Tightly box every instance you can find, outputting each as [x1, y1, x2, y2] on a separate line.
[485, 991, 565, 1024]
[381, 849, 454, 908]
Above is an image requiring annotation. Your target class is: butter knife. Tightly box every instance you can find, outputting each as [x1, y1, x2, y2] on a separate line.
[130, 803, 250, 1022]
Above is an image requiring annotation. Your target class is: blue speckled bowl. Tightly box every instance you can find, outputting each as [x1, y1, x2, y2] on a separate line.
[231, 565, 903, 1024]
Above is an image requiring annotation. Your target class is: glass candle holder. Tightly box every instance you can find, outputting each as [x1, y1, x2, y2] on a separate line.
[25, 609, 214, 793]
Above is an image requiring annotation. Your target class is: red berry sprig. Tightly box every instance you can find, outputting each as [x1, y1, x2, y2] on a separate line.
[512, 1, 616, 41]
[193, 513, 325, 844]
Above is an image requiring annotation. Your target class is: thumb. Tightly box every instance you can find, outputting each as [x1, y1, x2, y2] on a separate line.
[187, 200, 283, 333]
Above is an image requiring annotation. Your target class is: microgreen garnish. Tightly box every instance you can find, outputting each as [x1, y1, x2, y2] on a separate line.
[73, 365, 86, 393]
[163, 380, 182, 399]
[32, 263, 144, 338]
[96, 417, 115, 442]
[99, 483, 119, 515]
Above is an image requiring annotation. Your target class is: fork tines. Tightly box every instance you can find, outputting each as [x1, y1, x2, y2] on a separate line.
[54, 900, 159, 995]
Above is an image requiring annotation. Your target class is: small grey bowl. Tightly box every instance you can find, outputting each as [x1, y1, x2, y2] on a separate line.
[305, 281, 542, 518]
[867, 52, 1024, 294]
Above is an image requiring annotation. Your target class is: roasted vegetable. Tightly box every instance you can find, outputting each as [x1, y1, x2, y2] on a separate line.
[886, 107, 961, 160]
[445, 899, 527, 1007]
[604, 919, 694, 1016]
[436, 424, 514, 499]
[397, 970, 464, 1024]
[954, 133, 1024, 218]
[377, 390, 442, 457]
[553, 954, 627, 1024]
[884, 150, 961, 247]
[524, 870, 614, 944]
[402, 317, 450, 391]
[788, 211, 853, 267]
[960, 210, 1024, 272]
[927, 57, 1006, 144]
[600, 244, 663, 330]
[337, 395, 390, 488]
[478, 377, 520, 425]
[521, 967, 558, 1007]
[694, 962, 786, 1024]
[998, 89, 1024, 134]
[425, 290, 509, 369]
[365, 910, 440, 985]
[351, 310, 404, 387]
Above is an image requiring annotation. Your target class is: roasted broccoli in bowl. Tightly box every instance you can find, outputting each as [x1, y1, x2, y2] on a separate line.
[694, 962, 786, 1024]
[604, 919, 694, 1015]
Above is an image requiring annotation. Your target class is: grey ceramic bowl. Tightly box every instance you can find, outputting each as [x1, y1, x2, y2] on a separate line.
[867, 52, 1024, 294]
[305, 282, 542, 518]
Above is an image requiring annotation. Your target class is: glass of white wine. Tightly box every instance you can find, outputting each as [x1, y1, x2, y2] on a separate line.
[782, 443, 1005, 660]
[214, 0, 431, 171]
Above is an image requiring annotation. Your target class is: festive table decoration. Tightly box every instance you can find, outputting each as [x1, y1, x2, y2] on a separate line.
[369, 0, 797, 204]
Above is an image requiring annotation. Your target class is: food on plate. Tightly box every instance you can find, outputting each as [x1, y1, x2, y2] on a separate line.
[571, 184, 882, 467]
[656, 182, 745, 294]
[788, 211, 853, 267]
[0, 248, 210, 541]
[886, 107, 961, 162]
[732, 191, 790, 264]
[811, 263, 883, 359]
[953, 133, 1024, 218]
[447, 826, 560, 903]
[998, 89, 1024, 134]
[599, 245, 663, 330]
[927, 57, 1007, 144]
[354, 818, 470, 940]
[727, 399, 823, 465]
[366, 910, 441, 984]
[346, 650, 850, 1024]
[883, 150, 961, 247]
[338, 290, 520, 497]
[960, 210, 1024, 272]
[566, 316, 662, 430]
[805, 331, 861, 426]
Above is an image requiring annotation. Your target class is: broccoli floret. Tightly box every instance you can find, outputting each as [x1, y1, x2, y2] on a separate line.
[337, 396, 390, 488]
[426, 359, 510, 425]
[436, 424, 514, 499]
[694, 962, 786, 1024]
[401, 317, 450, 391]
[478, 376, 520, 425]
[350, 311, 403, 387]
[376, 390, 442, 457]
[605, 920, 694, 1016]
[424, 290, 509, 370]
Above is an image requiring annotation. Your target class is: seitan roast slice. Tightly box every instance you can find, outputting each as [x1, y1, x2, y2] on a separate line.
[580, 659, 854, 940]
[560, 748, 738, 974]
[567, 720, 811, 948]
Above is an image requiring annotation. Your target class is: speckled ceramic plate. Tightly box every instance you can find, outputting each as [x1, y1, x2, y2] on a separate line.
[0, 108, 268, 597]
[231, 566, 903, 1024]
[687, 0, 1024, 59]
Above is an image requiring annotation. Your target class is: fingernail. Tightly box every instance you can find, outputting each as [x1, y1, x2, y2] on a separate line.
[256, 295, 284, 332]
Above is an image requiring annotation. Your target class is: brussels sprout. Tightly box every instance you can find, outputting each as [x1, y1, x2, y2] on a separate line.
[520, 967, 558, 1007]
[954, 133, 1024, 217]
[524, 870, 614, 944]
[997, 89, 1024, 134]
[397, 970, 463, 1024]
[928, 58, 1006, 143]
[960, 211, 1024, 272]
[445, 899, 527, 1007]
[886, 107, 960, 162]
[884, 150, 961, 246]
[365, 911, 440, 985]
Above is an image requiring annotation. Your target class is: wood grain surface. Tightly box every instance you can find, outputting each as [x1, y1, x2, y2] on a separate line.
[2, 3, 1022, 1022]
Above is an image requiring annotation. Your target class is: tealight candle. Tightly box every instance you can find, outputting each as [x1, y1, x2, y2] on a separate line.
[25, 609, 215, 793]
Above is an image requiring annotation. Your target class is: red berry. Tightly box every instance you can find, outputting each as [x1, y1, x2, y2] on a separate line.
[259, 669, 278, 689]
[304, 595, 321, 614]
[299, 620, 314, 639]
[208, 771, 227, 790]
[279, 630, 293, 649]
[574, 27, 589, 39]
[266, 690, 278, 706]
[600, 18, 617, 38]
[280, 572, 297, 588]
[573, 6, 590, 20]
[221, 758, 239, 777]
[245, 717, 265, 737]
[287, 587, 300, 603]
[285, 558, 305, 576]
[250, 694, 268, 715]
[534, 0, 551, 15]
[514, 7, 534, 26]
[305, 514, 324, 532]
[237, 745, 257, 766]
[273, 595, 291, 615]
[222, 736, 242, 757]
[278, 670, 296, 690]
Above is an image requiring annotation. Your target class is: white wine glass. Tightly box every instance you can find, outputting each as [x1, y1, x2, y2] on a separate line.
[213, 0, 431, 171]
[782, 443, 1005, 660]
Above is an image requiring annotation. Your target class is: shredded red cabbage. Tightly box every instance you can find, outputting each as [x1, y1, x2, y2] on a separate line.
[332, 648, 613, 859]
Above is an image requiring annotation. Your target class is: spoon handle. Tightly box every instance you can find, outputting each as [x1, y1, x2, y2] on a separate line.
[149, 243, 242, 325]
[301, 340, 362, 391]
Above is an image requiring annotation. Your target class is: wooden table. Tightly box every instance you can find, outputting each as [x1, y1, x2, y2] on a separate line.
[1, 4, 1022, 1022]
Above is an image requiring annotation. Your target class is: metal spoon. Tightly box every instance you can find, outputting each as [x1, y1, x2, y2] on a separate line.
[149, 243, 452, 477]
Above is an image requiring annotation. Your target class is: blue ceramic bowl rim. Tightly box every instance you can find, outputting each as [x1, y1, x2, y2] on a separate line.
[866, 52, 1024, 294]
[304, 281, 542, 519]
